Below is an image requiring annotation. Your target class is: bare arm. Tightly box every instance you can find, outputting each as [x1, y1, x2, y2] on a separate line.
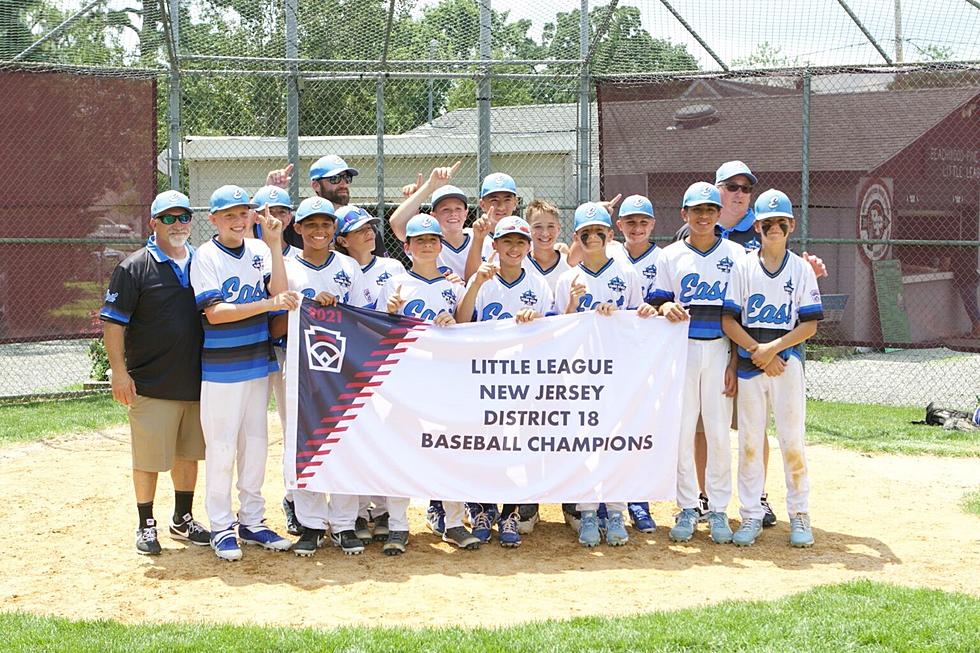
[721, 313, 758, 352]
[103, 322, 136, 406]
[388, 161, 462, 242]
[751, 321, 818, 369]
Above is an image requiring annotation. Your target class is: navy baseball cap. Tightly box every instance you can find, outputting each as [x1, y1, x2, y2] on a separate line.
[310, 155, 359, 181]
[573, 202, 613, 231]
[715, 160, 758, 186]
[754, 189, 795, 220]
[493, 216, 532, 240]
[150, 190, 190, 219]
[682, 182, 723, 208]
[405, 214, 443, 238]
[619, 194, 655, 219]
[252, 185, 293, 210]
[336, 205, 380, 235]
[431, 184, 468, 210]
[480, 172, 517, 198]
[209, 185, 257, 213]
[295, 196, 337, 223]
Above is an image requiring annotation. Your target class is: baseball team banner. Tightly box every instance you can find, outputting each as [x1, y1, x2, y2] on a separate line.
[284, 301, 687, 503]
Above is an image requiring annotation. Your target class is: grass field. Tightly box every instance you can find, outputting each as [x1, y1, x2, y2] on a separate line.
[0, 394, 126, 445]
[2, 581, 977, 652]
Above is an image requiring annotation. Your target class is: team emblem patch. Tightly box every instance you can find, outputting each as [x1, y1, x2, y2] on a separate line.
[586, 206, 597, 217]
[232, 189, 243, 200]
[810, 289, 821, 302]
[643, 263, 657, 280]
[493, 174, 506, 188]
[768, 195, 780, 209]
[700, 186, 711, 197]
[421, 217, 433, 228]
[334, 270, 352, 288]
[252, 255, 264, 270]
[269, 189, 279, 200]
[520, 290, 538, 306]
[104, 290, 118, 303]
[376, 271, 391, 286]
[784, 278, 794, 293]
[312, 198, 323, 210]
[607, 276, 626, 293]
[304, 325, 346, 373]
[633, 197, 644, 207]
[441, 288, 457, 308]
[745, 237, 760, 251]
[716, 257, 734, 273]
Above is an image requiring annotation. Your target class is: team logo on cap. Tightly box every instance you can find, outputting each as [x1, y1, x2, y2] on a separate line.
[768, 195, 780, 209]
[269, 189, 279, 200]
[421, 217, 433, 227]
[633, 197, 644, 207]
[312, 199, 323, 209]
[716, 257, 734, 273]
[494, 174, 506, 187]
[700, 186, 711, 197]
[305, 325, 346, 373]
[586, 206, 597, 217]
[169, 191, 180, 201]
[232, 189, 243, 200]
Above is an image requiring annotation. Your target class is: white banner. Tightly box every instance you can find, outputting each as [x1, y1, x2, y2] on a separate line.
[285, 302, 687, 503]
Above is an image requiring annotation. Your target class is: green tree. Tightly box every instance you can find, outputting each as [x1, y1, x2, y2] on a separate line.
[730, 41, 799, 69]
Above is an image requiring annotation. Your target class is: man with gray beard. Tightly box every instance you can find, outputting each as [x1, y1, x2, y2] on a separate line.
[100, 190, 209, 555]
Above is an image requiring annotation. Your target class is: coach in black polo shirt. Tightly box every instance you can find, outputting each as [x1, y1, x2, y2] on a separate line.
[100, 191, 210, 555]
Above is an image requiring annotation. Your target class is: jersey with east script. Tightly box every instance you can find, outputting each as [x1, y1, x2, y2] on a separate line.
[650, 237, 745, 340]
[467, 269, 555, 321]
[376, 271, 463, 321]
[522, 251, 571, 293]
[190, 237, 278, 383]
[724, 250, 824, 378]
[350, 256, 407, 309]
[612, 243, 661, 304]
[554, 256, 643, 313]
[284, 251, 360, 304]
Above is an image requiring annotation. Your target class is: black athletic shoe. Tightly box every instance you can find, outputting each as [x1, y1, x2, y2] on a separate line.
[293, 528, 325, 557]
[696, 493, 709, 523]
[562, 503, 581, 532]
[383, 530, 409, 556]
[331, 529, 365, 555]
[761, 493, 777, 528]
[372, 512, 390, 542]
[282, 498, 302, 536]
[136, 519, 162, 556]
[169, 513, 211, 546]
[354, 516, 373, 544]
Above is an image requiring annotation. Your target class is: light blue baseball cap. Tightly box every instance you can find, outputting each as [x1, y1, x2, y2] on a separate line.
[619, 194, 655, 219]
[754, 189, 795, 220]
[336, 205, 380, 235]
[573, 202, 613, 231]
[715, 160, 758, 186]
[294, 196, 337, 223]
[430, 184, 468, 210]
[150, 190, 190, 219]
[480, 172, 517, 198]
[310, 155, 359, 181]
[252, 185, 293, 210]
[209, 185, 257, 213]
[493, 216, 532, 240]
[405, 213, 443, 238]
[682, 182, 723, 208]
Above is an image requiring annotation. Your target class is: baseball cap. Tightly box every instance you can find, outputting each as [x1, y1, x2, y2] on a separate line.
[336, 205, 380, 235]
[619, 194, 655, 219]
[209, 185, 257, 213]
[573, 202, 613, 231]
[310, 155, 359, 181]
[252, 185, 293, 210]
[430, 184, 468, 211]
[480, 172, 517, 198]
[754, 189, 795, 220]
[682, 182, 723, 208]
[493, 216, 532, 240]
[405, 213, 443, 238]
[294, 196, 337, 223]
[715, 160, 758, 186]
[150, 190, 190, 219]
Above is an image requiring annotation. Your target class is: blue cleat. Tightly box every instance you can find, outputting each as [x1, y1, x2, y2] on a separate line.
[467, 504, 495, 543]
[733, 518, 763, 547]
[211, 527, 242, 561]
[706, 511, 733, 544]
[628, 502, 656, 533]
[789, 513, 814, 548]
[669, 508, 699, 542]
[425, 502, 446, 535]
[578, 510, 601, 547]
[238, 521, 292, 551]
[497, 512, 522, 548]
[605, 510, 629, 546]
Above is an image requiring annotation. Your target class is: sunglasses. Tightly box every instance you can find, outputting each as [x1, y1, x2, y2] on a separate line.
[721, 182, 753, 194]
[156, 213, 192, 225]
[324, 172, 353, 184]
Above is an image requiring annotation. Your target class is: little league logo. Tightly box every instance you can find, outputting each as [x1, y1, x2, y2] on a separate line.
[716, 257, 734, 273]
[520, 290, 538, 306]
[252, 255, 264, 270]
[305, 325, 346, 373]
[607, 276, 626, 293]
[810, 288, 821, 303]
[858, 179, 893, 262]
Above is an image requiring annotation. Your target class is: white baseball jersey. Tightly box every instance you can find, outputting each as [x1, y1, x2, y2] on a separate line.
[650, 237, 746, 340]
[522, 251, 571, 293]
[435, 228, 493, 278]
[726, 250, 824, 379]
[376, 271, 463, 322]
[467, 269, 555, 321]
[554, 256, 643, 313]
[284, 251, 360, 305]
[190, 236, 277, 384]
[613, 243, 662, 304]
[350, 255, 407, 309]
[282, 243, 301, 260]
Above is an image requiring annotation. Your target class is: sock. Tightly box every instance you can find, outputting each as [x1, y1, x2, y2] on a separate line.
[137, 501, 154, 529]
[174, 491, 194, 523]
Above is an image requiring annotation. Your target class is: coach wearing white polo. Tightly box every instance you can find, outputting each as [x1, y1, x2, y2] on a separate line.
[100, 191, 210, 555]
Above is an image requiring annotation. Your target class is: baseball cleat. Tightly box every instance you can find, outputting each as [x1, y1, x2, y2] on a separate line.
[282, 498, 302, 536]
[706, 511, 733, 544]
[627, 502, 656, 533]
[696, 493, 709, 523]
[733, 518, 763, 547]
[354, 516, 373, 544]
[169, 513, 211, 546]
[497, 513, 522, 548]
[371, 512, 390, 542]
[760, 493, 777, 528]
[293, 528, 325, 557]
[789, 513, 815, 548]
[211, 528, 242, 561]
[442, 526, 481, 549]
[516, 504, 539, 534]
[578, 510, 601, 547]
[597, 503, 608, 533]
[135, 520, 162, 556]
[605, 510, 629, 546]
[238, 521, 292, 551]
[669, 508, 699, 542]
[382, 530, 409, 556]
[562, 503, 582, 533]
[331, 529, 365, 555]
[426, 502, 446, 535]
[469, 509, 493, 544]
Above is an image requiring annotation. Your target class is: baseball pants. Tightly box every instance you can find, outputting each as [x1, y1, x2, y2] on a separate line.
[677, 337, 733, 513]
[200, 376, 271, 533]
[577, 502, 626, 513]
[358, 495, 389, 519]
[737, 356, 810, 520]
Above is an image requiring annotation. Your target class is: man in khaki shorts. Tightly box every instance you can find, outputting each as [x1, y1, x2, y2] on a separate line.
[100, 190, 210, 555]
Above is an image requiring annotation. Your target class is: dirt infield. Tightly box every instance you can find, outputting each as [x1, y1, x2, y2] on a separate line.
[1, 419, 978, 628]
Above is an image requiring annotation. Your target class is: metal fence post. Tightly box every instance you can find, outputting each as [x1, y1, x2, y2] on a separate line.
[285, 0, 300, 202]
[165, 0, 181, 190]
[800, 67, 811, 251]
[377, 76, 386, 220]
[577, 0, 590, 204]
[477, 0, 492, 186]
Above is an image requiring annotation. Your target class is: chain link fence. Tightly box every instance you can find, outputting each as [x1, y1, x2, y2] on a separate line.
[0, 0, 978, 409]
